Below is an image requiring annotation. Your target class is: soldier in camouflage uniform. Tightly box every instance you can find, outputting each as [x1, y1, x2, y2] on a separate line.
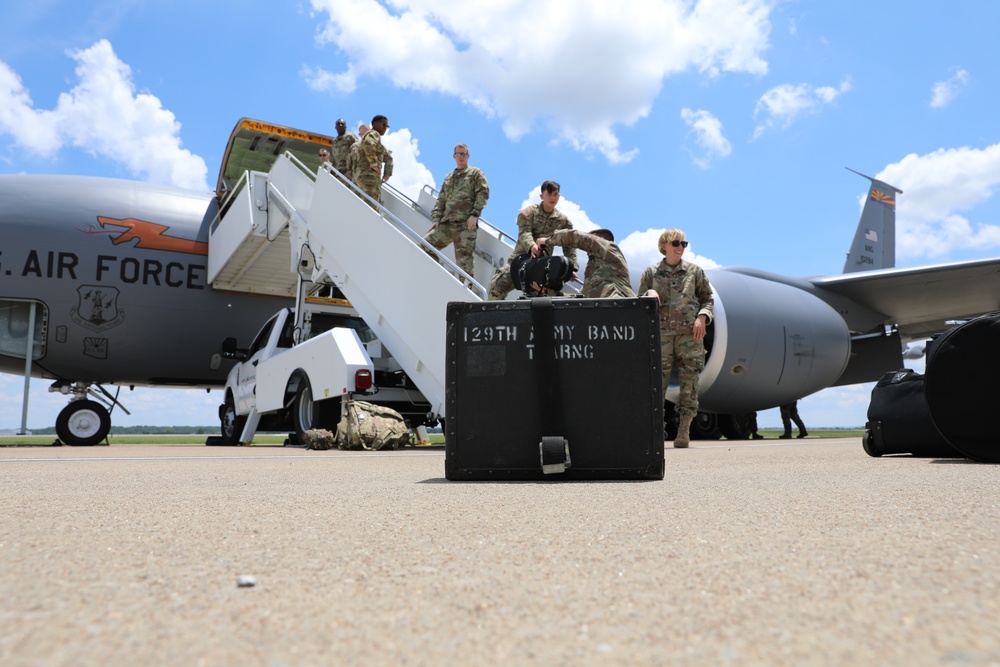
[488, 180, 578, 300]
[329, 118, 358, 177]
[346, 123, 369, 183]
[537, 228, 635, 298]
[423, 144, 490, 277]
[356, 115, 393, 209]
[638, 229, 713, 448]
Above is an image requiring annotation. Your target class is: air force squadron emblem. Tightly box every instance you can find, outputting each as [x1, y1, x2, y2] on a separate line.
[70, 285, 126, 331]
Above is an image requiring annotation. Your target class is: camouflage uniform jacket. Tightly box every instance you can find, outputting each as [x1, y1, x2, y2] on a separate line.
[511, 204, 578, 271]
[432, 166, 489, 224]
[638, 259, 714, 336]
[330, 133, 358, 173]
[383, 148, 394, 180]
[346, 141, 361, 181]
[547, 229, 634, 298]
[358, 131, 391, 181]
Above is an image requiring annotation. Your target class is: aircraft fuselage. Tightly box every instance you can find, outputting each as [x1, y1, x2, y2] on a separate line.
[0, 174, 287, 388]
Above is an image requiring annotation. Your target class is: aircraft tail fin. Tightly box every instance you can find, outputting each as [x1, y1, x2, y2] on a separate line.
[842, 168, 903, 273]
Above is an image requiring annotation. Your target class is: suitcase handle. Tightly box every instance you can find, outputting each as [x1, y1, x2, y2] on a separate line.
[540, 436, 572, 474]
[532, 298, 571, 474]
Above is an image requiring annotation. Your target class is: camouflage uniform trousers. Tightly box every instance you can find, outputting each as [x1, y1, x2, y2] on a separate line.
[488, 263, 514, 300]
[661, 333, 705, 418]
[355, 173, 382, 211]
[423, 221, 478, 276]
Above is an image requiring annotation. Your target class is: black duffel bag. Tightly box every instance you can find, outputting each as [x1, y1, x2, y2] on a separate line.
[863, 369, 960, 458]
[510, 253, 574, 296]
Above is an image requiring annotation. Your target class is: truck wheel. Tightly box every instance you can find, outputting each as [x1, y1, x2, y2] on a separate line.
[220, 393, 245, 446]
[292, 377, 317, 443]
[56, 400, 111, 446]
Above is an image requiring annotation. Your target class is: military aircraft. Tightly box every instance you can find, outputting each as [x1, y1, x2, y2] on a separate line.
[684, 169, 1000, 438]
[3, 117, 1000, 444]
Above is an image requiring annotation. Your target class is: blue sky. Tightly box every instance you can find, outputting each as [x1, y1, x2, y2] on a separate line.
[2, 0, 999, 431]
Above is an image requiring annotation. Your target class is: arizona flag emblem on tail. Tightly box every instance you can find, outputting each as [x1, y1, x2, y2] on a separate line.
[870, 189, 896, 210]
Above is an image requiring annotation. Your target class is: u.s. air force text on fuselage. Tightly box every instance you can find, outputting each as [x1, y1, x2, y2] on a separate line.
[3, 250, 207, 290]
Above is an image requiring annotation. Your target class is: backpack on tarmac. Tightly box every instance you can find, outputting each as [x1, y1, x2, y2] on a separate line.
[337, 400, 411, 451]
[302, 428, 337, 450]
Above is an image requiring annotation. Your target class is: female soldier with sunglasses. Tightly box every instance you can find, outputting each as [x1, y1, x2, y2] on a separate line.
[639, 229, 714, 448]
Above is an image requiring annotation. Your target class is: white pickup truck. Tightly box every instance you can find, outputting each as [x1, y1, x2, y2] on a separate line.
[218, 299, 376, 445]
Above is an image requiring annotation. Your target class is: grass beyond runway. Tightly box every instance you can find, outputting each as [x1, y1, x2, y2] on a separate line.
[0, 429, 863, 446]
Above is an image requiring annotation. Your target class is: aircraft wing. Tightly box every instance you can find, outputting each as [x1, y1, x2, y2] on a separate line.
[811, 256, 1000, 340]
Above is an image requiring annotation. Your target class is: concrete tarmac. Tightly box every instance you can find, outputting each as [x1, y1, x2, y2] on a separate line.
[1, 438, 998, 666]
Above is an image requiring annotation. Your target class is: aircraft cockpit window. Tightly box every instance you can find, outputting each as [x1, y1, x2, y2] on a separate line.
[0, 299, 47, 360]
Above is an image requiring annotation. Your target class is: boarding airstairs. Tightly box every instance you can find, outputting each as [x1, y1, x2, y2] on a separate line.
[207, 153, 516, 419]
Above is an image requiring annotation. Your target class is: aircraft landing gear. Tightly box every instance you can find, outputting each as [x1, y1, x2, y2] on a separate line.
[56, 400, 111, 446]
[690, 412, 722, 440]
[717, 413, 753, 440]
[50, 381, 125, 446]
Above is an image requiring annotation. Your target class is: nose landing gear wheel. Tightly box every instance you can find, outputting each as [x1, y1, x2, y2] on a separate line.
[56, 400, 111, 446]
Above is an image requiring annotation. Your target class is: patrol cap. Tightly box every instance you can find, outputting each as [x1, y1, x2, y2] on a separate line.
[591, 229, 615, 242]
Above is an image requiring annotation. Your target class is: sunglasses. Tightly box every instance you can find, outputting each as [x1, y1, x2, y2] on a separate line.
[454, 152, 468, 156]
[668, 240, 689, 248]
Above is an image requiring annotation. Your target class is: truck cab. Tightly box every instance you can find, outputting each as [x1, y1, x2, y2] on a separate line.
[219, 298, 376, 445]
[219, 296, 433, 445]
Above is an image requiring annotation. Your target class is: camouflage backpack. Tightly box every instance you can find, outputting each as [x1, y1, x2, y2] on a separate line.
[302, 428, 336, 450]
[337, 400, 411, 450]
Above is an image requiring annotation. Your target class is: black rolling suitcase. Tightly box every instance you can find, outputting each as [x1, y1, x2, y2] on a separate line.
[444, 297, 664, 481]
[863, 369, 960, 458]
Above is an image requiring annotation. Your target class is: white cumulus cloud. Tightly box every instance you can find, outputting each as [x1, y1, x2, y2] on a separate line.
[307, 0, 774, 164]
[381, 127, 435, 203]
[0, 40, 208, 191]
[680, 108, 732, 168]
[752, 78, 851, 139]
[930, 68, 970, 109]
[877, 143, 1000, 260]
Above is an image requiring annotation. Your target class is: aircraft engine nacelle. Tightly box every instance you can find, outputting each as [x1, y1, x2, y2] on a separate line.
[675, 270, 852, 414]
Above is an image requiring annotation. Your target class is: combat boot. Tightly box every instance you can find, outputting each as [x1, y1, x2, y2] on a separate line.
[674, 415, 693, 448]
